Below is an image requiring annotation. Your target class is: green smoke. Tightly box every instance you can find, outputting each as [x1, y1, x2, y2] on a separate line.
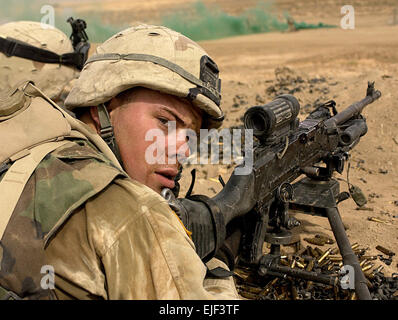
[162, 1, 336, 41]
[0, 0, 126, 43]
[1, 0, 336, 43]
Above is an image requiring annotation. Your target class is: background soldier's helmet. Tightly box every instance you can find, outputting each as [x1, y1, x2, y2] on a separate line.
[65, 24, 224, 129]
[0, 21, 79, 102]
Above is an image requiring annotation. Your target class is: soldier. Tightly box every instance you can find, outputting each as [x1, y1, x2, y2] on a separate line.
[0, 25, 241, 299]
[0, 20, 88, 106]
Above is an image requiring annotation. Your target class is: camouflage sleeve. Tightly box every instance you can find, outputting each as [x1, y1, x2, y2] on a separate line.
[46, 177, 240, 299]
[98, 179, 240, 300]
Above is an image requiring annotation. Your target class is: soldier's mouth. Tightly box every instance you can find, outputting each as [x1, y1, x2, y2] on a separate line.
[155, 169, 177, 189]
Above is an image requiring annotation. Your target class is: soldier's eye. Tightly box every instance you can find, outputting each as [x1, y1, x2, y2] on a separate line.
[158, 117, 169, 126]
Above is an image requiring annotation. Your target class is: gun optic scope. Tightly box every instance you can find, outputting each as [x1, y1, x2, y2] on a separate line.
[244, 94, 300, 141]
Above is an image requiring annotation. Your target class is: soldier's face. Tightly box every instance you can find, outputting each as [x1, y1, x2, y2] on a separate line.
[107, 88, 202, 194]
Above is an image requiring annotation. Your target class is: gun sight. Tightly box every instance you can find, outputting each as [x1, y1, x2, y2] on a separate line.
[244, 94, 300, 144]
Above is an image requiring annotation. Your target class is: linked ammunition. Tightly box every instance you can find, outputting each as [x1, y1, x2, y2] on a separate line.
[362, 262, 374, 272]
[240, 290, 259, 300]
[318, 258, 329, 268]
[295, 260, 305, 269]
[315, 247, 324, 257]
[308, 246, 319, 258]
[294, 255, 305, 264]
[354, 248, 366, 257]
[364, 270, 374, 280]
[366, 278, 373, 289]
[360, 259, 368, 267]
[259, 278, 278, 297]
[361, 255, 378, 261]
[235, 240, 398, 300]
[376, 245, 395, 257]
[306, 259, 314, 272]
[351, 242, 359, 250]
[301, 255, 315, 262]
[318, 248, 332, 264]
[294, 241, 302, 253]
[234, 269, 250, 281]
[364, 264, 383, 280]
[362, 265, 372, 272]
[374, 265, 384, 273]
[329, 256, 343, 262]
[295, 246, 308, 256]
[280, 259, 289, 266]
[239, 284, 263, 294]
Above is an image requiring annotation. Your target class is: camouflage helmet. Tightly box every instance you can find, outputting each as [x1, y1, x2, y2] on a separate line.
[0, 21, 79, 102]
[65, 24, 224, 129]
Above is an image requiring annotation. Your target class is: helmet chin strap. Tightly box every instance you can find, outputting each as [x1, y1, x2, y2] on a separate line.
[97, 103, 124, 167]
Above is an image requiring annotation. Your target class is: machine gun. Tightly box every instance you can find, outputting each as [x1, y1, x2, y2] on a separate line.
[236, 81, 381, 300]
[162, 82, 381, 300]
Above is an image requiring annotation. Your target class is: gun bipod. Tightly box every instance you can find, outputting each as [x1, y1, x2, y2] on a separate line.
[289, 176, 371, 300]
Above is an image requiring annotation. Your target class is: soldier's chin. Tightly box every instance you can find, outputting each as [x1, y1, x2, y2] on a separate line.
[145, 179, 166, 195]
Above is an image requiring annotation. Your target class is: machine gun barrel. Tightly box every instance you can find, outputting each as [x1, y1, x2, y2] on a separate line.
[325, 81, 381, 127]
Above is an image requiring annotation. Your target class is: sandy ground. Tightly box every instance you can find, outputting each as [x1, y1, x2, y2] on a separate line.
[75, 0, 398, 277]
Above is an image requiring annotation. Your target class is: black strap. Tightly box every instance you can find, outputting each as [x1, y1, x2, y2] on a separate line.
[0, 36, 86, 70]
[97, 104, 124, 166]
[206, 266, 234, 279]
